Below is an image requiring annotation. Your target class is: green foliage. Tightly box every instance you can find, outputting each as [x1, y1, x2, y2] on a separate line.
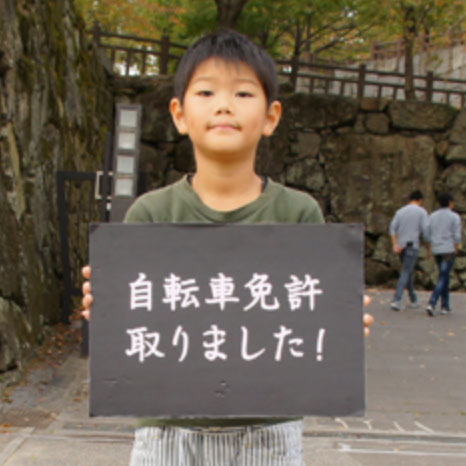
[177, 0, 217, 40]
[75, 0, 466, 63]
[373, 0, 466, 44]
[179, 0, 383, 61]
[75, 0, 186, 37]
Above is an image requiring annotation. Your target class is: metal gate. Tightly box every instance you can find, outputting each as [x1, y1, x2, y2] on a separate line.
[56, 169, 111, 355]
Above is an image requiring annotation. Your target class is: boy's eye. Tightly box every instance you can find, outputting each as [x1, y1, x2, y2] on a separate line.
[236, 91, 253, 98]
[196, 90, 213, 96]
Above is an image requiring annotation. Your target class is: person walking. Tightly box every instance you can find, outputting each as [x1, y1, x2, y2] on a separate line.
[426, 192, 462, 316]
[389, 190, 430, 311]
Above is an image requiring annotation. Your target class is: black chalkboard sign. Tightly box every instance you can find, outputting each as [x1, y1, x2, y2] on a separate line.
[89, 223, 365, 418]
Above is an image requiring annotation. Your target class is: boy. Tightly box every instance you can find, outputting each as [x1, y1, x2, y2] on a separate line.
[82, 29, 373, 465]
[426, 192, 462, 316]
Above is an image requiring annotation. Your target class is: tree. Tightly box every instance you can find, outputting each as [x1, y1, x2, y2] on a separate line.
[402, 4, 417, 99]
[375, 0, 466, 99]
[75, 0, 253, 38]
[215, 0, 250, 29]
[75, 0, 186, 37]
[75, 0, 379, 64]
[75, 0, 466, 89]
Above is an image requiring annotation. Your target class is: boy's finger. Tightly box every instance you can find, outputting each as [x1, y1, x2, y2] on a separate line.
[82, 281, 91, 295]
[82, 265, 92, 279]
[363, 295, 371, 307]
[363, 312, 374, 327]
[364, 326, 370, 337]
[81, 309, 90, 321]
[82, 293, 93, 309]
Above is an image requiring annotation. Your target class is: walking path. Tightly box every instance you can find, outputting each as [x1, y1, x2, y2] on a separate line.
[0, 289, 465, 465]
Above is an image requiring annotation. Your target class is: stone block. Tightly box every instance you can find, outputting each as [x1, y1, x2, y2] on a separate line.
[454, 257, 466, 271]
[436, 139, 449, 157]
[289, 131, 321, 157]
[283, 93, 358, 130]
[372, 235, 391, 263]
[285, 157, 325, 192]
[0, 298, 33, 372]
[360, 97, 389, 112]
[388, 101, 457, 131]
[365, 113, 390, 134]
[446, 144, 466, 163]
[458, 269, 466, 284]
[138, 80, 177, 143]
[323, 133, 437, 234]
[449, 109, 466, 144]
[174, 138, 195, 173]
[256, 135, 286, 175]
[441, 164, 466, 213]
[364, 259, 397, 287]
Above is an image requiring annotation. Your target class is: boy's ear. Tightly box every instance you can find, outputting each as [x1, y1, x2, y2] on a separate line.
[262, 100, 282, 137]
[169, 97, 188, 135]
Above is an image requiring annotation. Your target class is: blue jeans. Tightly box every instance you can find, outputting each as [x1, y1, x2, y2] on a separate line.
[393, 246, 419, 303]
[429, 253, 456, 309]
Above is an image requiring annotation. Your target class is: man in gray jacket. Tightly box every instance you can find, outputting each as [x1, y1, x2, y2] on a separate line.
[426, 193, 462, 316]
[389, 190, 430, 311]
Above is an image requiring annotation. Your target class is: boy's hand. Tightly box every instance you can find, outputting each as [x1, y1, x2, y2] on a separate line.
[363, 295, 374, 337]
[81, 265, 92, 321]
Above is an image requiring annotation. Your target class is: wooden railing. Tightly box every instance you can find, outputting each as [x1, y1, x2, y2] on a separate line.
[279, 60, 466, 108]
[90, 23, 188, 76]
[89, 25, 466, 108]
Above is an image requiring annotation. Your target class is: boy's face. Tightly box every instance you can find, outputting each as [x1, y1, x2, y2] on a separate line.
[170, 58, 281, 164]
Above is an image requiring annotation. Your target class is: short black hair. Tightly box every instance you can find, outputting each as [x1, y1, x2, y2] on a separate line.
[437, 192, 453, 207]
[174, 29, 278, 106]
[409, 190, 424, 201]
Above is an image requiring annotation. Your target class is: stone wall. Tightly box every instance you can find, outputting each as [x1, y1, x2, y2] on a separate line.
[114, 78, 466, 292]
[1, 3, 465, 385]
[0, 0, 112, 380]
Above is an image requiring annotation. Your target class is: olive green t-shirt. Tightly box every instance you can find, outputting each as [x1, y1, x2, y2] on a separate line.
[125, 175, 324, 225]
[124, 175, 324, 428]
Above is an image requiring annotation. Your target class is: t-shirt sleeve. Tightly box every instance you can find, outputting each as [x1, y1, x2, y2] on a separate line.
[123, 197, 153, 223]
[453, 214, 462, 245]
[389, 212, 398, 235]
[298, 196, 325, 224]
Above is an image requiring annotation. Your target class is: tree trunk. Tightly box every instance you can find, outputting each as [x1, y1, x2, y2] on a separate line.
[403, 6, 417, 100]
[215, 0, 250, 29]
[289, 20, 303, 91]
[404, 36, 416, 99]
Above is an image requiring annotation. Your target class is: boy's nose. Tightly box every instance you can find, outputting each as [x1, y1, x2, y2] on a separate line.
[215, 104, 232, 114]
[214, 93, 233, 114]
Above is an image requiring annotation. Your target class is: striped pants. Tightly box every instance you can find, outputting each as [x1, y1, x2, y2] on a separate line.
[129, 420, 304, 466]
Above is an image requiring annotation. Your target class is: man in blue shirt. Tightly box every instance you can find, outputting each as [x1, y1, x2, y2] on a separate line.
[389, 190, 430, 311]
[426, 193, 462, 316]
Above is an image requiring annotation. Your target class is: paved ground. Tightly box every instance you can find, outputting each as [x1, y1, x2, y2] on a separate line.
[0, 289, 465, 465]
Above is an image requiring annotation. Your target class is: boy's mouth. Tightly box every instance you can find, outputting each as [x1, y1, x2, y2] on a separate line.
[207, 122, 240, 130]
